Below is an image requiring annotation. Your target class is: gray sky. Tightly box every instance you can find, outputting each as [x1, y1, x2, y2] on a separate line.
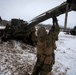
[0, 0, 76, 28]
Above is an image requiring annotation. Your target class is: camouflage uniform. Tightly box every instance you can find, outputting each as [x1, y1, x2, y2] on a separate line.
[29, 27, 37, 46]
[32, 17, 60, 75]
[23, 27, 37, 46]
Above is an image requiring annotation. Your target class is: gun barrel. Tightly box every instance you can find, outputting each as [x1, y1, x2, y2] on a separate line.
[13, 1, 76, 33]
[27, 1, 72, 29]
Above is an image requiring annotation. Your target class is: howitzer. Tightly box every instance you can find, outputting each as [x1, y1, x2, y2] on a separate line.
[1, 0, 76, 45]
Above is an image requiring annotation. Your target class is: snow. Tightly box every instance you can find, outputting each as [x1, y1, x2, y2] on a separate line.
[0, 26, 5, 29]
[0, 41, 36, 75]
[0, 32, 76, 75]
[51, 32, 76, 75]
[29, 13, 46, 24]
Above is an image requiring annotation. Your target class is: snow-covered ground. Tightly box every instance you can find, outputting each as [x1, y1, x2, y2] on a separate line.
[51, 32, 76, 75]
[0, 32, 76, 75]
[0, 41, 36, 75]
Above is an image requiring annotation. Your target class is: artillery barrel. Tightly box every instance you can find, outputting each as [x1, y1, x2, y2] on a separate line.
[26, 1, 75, 30]
[12, 1, 76, 34]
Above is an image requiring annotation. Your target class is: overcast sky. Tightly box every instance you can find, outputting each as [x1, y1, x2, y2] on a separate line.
[0, 0, 76, 28]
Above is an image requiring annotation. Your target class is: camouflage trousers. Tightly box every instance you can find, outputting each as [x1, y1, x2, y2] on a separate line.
[32, 54, 55, 75]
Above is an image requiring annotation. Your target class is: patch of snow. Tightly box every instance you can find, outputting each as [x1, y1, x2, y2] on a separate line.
[52, 32, 76, 75]
[29, 13, 46, 24]
[0, 26, 5, 29]
[0, 40, 36, 75]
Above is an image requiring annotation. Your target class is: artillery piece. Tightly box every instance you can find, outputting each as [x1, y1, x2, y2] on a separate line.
[1, 19, 37, 46]
[1, 0, 76, 45]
